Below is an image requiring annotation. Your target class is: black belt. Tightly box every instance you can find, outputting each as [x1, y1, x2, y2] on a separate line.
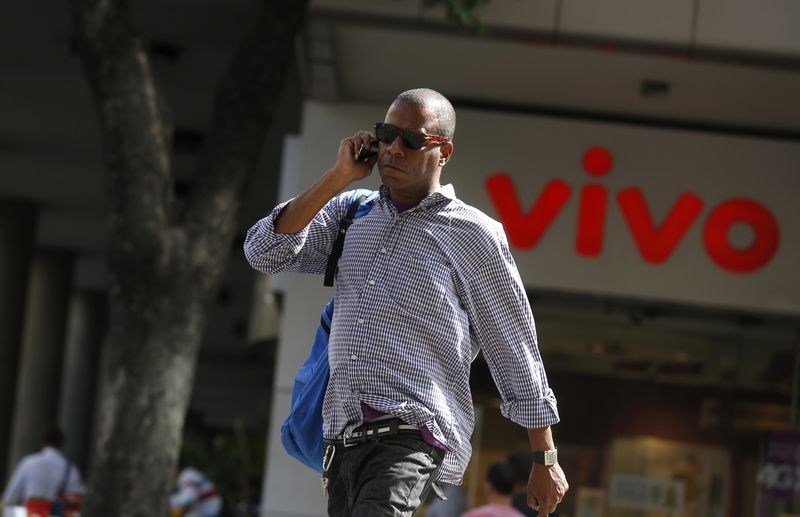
[326, 418, 419, 448]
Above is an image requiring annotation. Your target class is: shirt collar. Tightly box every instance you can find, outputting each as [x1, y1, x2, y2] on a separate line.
[436, 183, 457, 201]
[378, 183, 457, 211]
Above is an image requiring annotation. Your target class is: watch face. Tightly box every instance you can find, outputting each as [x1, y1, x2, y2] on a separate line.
[534, 449, 558, 465]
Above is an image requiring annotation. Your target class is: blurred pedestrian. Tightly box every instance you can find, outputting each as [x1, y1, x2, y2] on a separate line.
[1, 429, 84, 513]
[462, 463, 525, 517]
[170, 458, 222, 517]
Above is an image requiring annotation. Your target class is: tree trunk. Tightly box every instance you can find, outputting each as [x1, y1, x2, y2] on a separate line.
[67, 0, 310, 515]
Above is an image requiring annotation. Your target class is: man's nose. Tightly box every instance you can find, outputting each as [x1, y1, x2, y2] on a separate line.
[386, 135, 405, 156]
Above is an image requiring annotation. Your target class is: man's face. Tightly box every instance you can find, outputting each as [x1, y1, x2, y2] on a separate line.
[377, 100, 453, 203]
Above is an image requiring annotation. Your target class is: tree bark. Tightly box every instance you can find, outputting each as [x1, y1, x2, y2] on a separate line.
[67, 0, 310, 515]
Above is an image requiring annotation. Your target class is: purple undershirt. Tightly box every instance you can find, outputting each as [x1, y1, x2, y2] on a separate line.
[361, 402, 447, 451]
[392, 200, 417, 213]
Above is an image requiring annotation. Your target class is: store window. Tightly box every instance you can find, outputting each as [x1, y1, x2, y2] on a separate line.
[447, 291, 800, 517]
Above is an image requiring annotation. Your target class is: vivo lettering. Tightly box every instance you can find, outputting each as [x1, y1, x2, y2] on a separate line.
[485, 147, 780, 273]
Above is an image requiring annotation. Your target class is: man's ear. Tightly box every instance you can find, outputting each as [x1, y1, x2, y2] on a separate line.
[439, 142, 454, 166]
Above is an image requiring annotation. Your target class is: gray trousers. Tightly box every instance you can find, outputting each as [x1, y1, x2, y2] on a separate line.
[326, 433, 445, 517]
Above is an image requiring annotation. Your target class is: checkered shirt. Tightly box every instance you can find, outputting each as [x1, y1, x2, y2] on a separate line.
[244, 184, 559, 484]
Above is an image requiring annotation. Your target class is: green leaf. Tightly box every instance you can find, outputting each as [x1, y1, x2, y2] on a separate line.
[424, 0, 495, 30]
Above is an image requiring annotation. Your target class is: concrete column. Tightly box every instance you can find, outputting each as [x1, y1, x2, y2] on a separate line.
[58, 290, 106, 474]
[246, 274, 280, 344]
[7, 250, 74, 473]
[0, 200, 37, 486]
[261, 274, 329, 517]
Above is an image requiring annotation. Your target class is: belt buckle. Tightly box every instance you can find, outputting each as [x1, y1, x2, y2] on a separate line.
[339, 425, 368, 447]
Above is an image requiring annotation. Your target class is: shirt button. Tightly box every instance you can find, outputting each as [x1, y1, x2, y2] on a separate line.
[394, 216, 400, 222]
[368, 279, 375, 285]
[357, 318, 364, 325]
[351, 354, 357, 360]
[380, 247, 387, 254]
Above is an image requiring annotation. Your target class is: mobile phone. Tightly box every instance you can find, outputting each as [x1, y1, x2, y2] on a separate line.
[356, 141, 378, 162]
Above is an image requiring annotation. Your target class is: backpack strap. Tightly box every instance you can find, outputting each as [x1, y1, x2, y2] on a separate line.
[324, 192, 375, 287]
[320, 304, 332, 334]
[57, 461, 71, 496]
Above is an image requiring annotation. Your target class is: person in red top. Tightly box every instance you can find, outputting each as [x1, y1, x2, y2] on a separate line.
[462, 463, 525, 517]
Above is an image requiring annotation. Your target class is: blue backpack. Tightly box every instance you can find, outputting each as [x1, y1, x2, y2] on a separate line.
[280, 189, 378, 472]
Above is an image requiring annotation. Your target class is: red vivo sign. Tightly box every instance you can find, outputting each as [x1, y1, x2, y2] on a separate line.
[486, 146, 780, 274]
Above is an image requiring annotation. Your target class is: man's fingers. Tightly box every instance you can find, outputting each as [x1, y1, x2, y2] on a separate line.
[536, 498, 548, 516]
[533, 500, 560, 516]
[355, 130, 372, 149]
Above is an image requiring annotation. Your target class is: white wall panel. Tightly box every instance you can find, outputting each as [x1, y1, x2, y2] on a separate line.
[261, 390, 327, 517]
[696, 0, 800, 56]
[560, 0, 695, 46]
[261, 272, 334, 516]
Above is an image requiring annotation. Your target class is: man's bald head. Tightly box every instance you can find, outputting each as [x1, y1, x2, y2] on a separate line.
[392, 88, 456, 140]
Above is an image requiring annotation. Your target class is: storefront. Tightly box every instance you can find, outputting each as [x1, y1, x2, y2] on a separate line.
[465, 290, 798, 517]
[262, 100, 800, 517]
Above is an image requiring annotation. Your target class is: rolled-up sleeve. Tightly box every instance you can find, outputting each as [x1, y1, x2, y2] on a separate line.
[462, 228, 559, 429]
[244, 195, 349, 276]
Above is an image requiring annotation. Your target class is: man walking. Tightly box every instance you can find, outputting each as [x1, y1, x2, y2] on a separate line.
[245, 88, 568, 516]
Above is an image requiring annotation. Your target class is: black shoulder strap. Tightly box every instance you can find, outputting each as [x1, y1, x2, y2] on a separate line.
[324, 194, 367, 287]
[57, 461, 72, 495]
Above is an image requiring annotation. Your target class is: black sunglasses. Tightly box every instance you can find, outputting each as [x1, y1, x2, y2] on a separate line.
[374, 122, 449, 150]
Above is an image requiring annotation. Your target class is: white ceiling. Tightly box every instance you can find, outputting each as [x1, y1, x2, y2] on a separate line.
[328, 23, 800, 134]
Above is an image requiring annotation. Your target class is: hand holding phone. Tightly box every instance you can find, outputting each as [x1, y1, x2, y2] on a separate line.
[356, 141, 378, 162]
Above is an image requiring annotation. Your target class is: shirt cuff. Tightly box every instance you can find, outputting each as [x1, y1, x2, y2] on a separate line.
[244, 199, 311, 272]
[500, 391, 560, 429]
[263, 199, 309, 251]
